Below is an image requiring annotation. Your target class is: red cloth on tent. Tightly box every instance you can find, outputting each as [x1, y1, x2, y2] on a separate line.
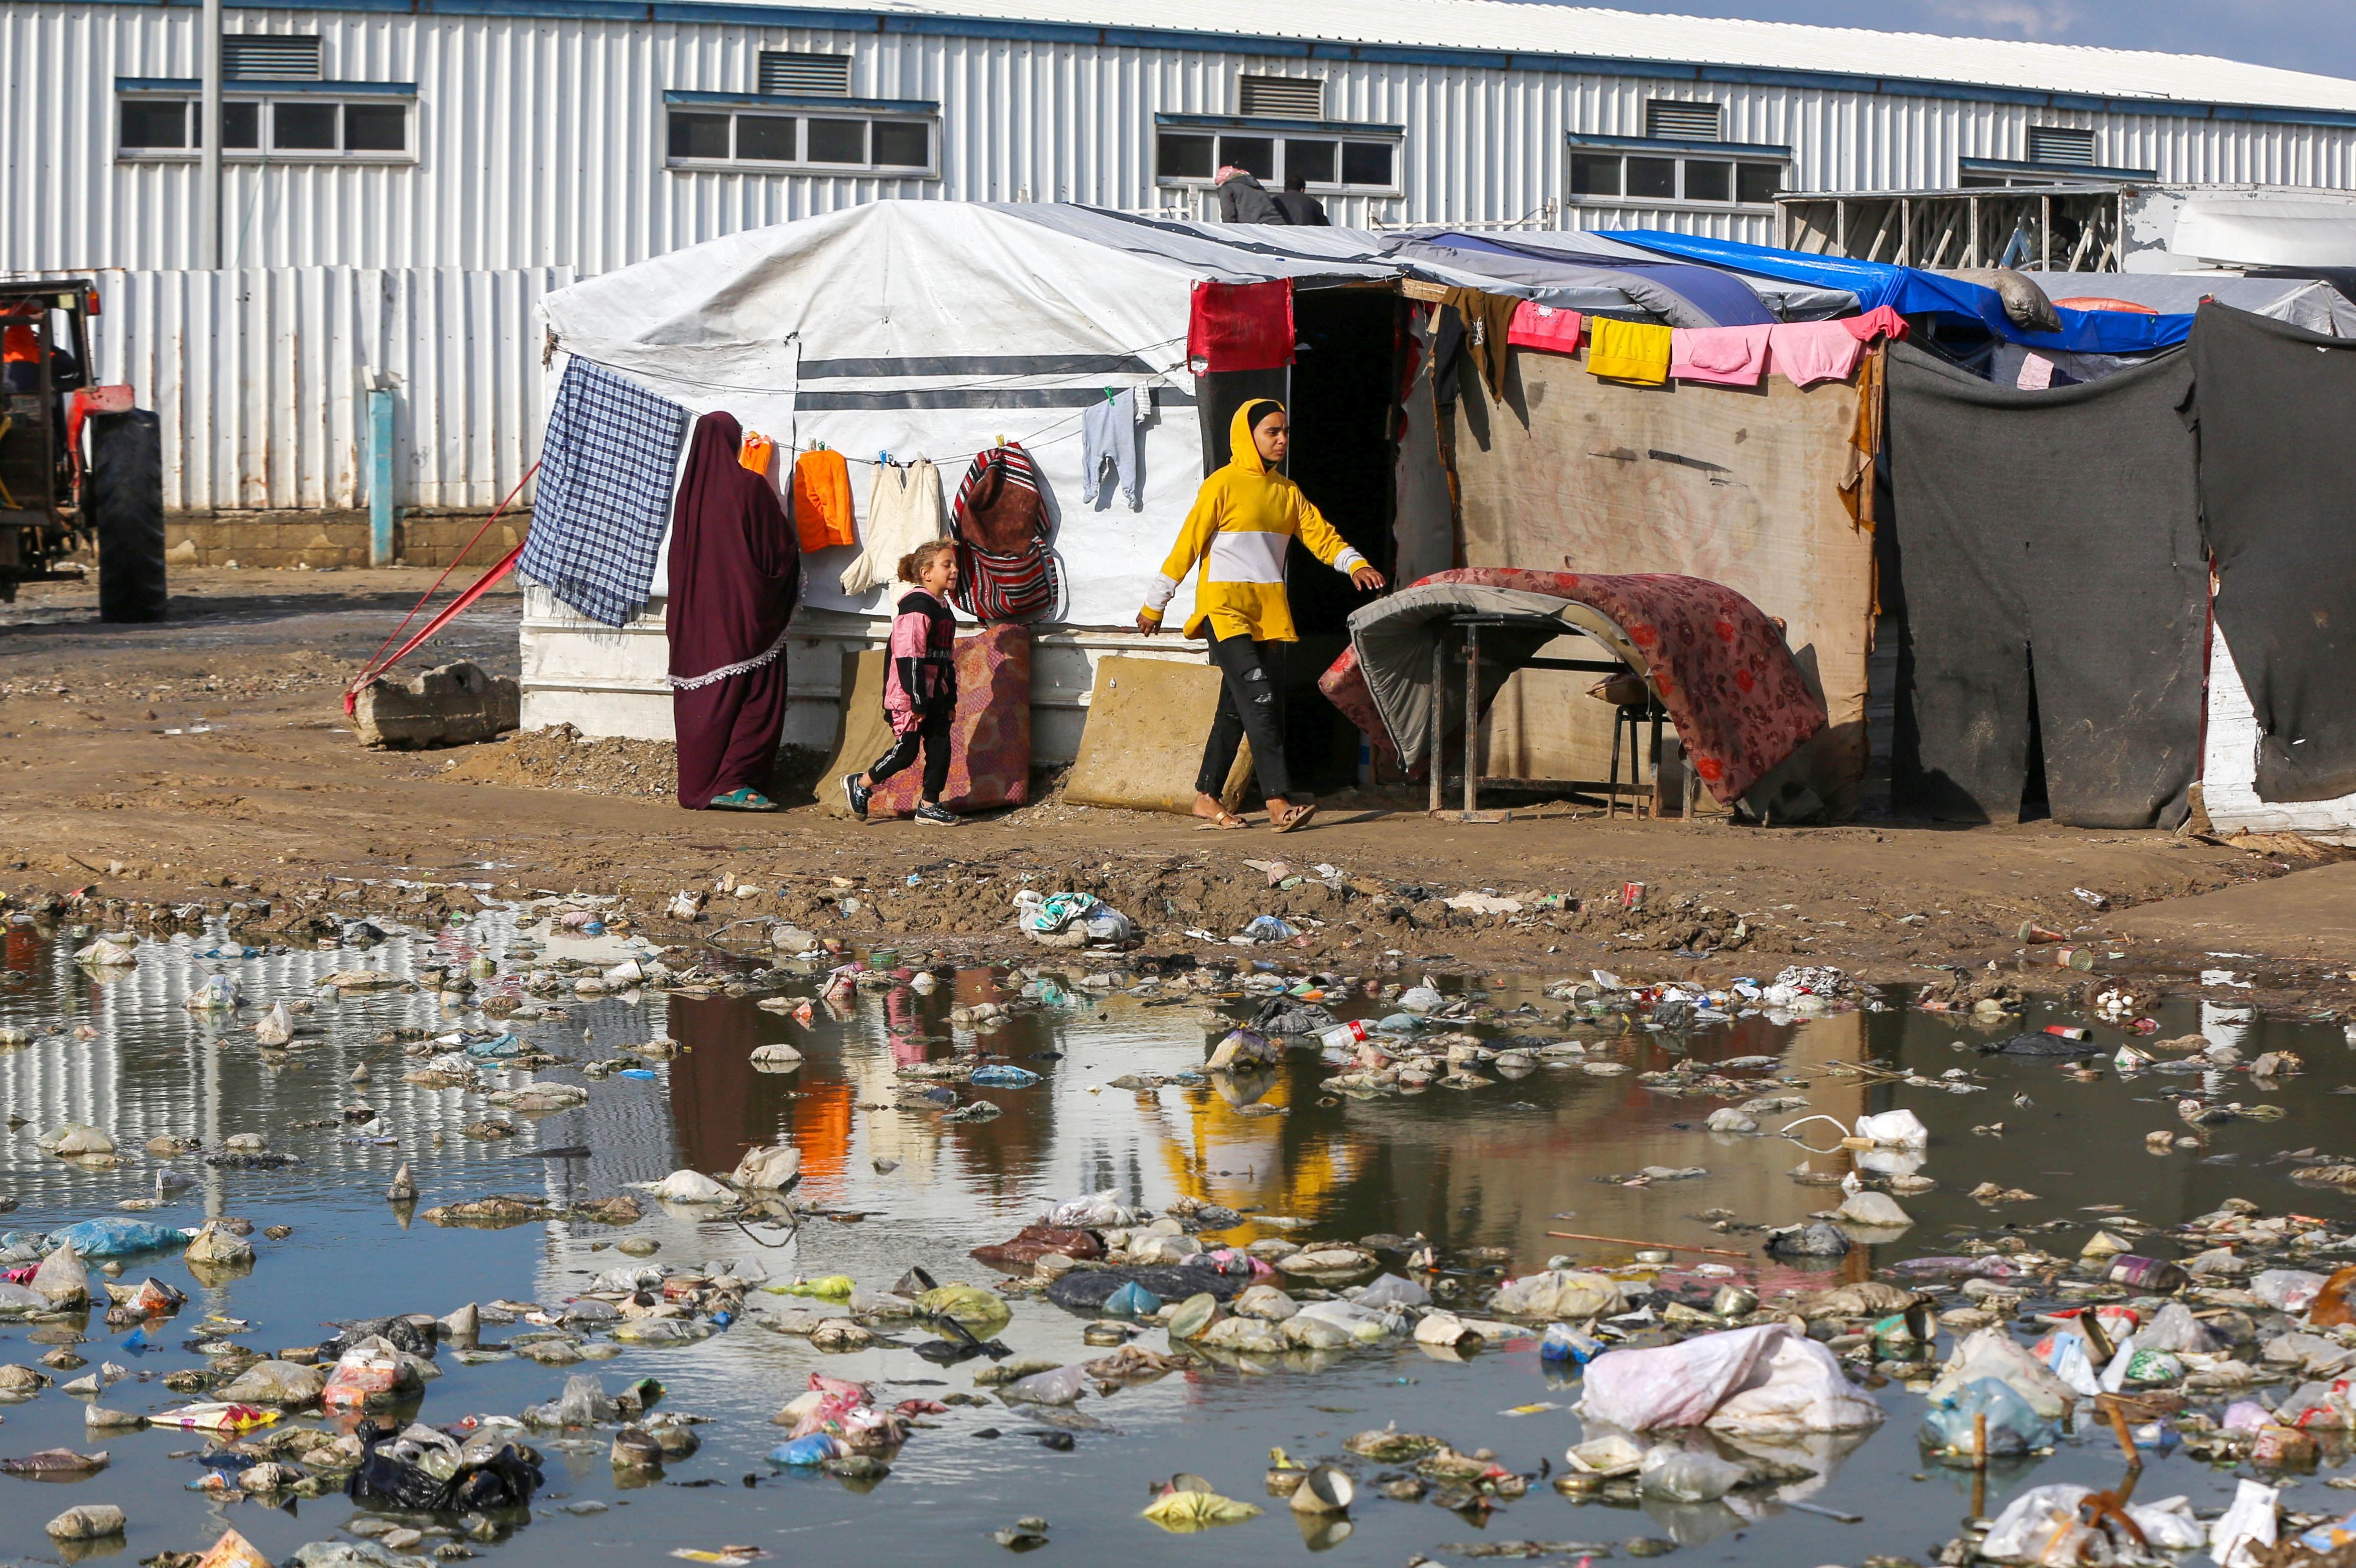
[1317, 568, 1826, 806]
[668, 410, 801, 808]
[865, 622, 1033, 817]
[1187, 280, 1295, 373]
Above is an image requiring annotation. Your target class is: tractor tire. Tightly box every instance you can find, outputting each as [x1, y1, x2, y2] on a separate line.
[90, 408, 167, 623]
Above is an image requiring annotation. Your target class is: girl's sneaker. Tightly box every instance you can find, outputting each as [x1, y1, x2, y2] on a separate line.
[913, 802, 960, 826]
[840, 773, 872, 821]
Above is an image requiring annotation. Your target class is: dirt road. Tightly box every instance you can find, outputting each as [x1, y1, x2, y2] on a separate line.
[2, 569, 2344, 1006]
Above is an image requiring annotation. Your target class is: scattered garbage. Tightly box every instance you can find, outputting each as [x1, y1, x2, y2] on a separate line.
[1015, 890, 1137, 948]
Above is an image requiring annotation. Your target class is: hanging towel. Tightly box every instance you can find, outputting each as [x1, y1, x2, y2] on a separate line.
[1766, 321, 1868, 386]
[1586, 317, 1673, 385]
[1187, 280, 1295, 373]
[517, 358, 689, 628]
[1082, 388, 1143, 510]
[792, 447, 857, 553]
[1506, 301, 1583, 355]
[1444, 287, 1520, 400]
[1841, 305, 1912, 343]
[839, 458, 945, 596]
[1668, 324, 1774, 386]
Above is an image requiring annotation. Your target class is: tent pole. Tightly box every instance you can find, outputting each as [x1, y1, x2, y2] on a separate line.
[1428, 631, 1444, 816]
[1462, 621, 1479, 817]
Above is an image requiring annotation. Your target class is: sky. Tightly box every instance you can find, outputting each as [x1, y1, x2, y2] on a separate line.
[1565, 1, 2356, 80]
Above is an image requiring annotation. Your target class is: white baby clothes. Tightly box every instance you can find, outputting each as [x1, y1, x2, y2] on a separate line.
[839, 458, 945, 595]
[1083, 387, 1142, 510]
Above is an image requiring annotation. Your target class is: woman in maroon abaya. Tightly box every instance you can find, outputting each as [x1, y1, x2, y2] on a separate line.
[668, 411, 800, 810]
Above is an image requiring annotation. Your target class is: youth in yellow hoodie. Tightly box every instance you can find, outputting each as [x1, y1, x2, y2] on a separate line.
[1138, 400, 1371, 642]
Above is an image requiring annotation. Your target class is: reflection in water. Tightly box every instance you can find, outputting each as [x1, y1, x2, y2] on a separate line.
[0, 919, 2343, 1566]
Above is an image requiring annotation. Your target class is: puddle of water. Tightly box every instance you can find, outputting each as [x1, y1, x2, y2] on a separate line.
[0, 916, 2348, 1563]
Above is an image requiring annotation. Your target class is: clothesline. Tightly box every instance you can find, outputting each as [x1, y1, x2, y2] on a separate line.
[564, 339, 1181, 474]
[565, 333, 1189, 404]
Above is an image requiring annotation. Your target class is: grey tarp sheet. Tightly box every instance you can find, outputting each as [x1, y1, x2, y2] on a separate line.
[2189, 302, 2356, 802]
[1344, 583, 1643, 769]
[1885, 342, 2206, 827]
[1398, 229, 1863, 321]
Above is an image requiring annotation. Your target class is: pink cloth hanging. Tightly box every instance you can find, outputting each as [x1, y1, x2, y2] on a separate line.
[1668, 324, 1773, 386]
[1506, 300, 1584, 354]
[1766, 321, 1868, 386]
[1841, 305, 1911, 343]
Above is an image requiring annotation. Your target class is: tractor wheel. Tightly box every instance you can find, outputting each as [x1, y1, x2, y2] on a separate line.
[90, 408, 166, 623]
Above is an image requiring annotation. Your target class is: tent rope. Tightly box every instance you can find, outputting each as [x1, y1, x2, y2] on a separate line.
[342, 460, 539, 714]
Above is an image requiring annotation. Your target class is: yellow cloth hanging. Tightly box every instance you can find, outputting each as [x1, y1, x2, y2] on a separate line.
[1587, 317, 1673, 385]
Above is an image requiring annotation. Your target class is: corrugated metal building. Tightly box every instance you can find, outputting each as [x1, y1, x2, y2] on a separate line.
[10, 0, 2356, 274]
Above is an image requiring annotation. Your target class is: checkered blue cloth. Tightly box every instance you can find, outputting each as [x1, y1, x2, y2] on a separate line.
[520, 359, 689, 627]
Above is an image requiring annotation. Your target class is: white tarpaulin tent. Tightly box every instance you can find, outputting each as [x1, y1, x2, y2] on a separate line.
[525, 202, 1396, 748]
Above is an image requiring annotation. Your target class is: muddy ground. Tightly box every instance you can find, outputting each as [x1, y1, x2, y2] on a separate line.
[3, 568, 2349, 1008]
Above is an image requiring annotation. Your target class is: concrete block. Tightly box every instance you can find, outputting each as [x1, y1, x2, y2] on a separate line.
[353, 661, 520, 749]
[1063, 655, 1250, 815]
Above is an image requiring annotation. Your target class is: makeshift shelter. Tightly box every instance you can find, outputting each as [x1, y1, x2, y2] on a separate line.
[519, 202, 1844, 782]
[525, 202, 1397, 760]
[1440, 317, 1880, 815]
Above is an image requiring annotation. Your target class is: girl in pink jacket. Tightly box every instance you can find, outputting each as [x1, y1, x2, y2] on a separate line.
[842, 540, 961, 825]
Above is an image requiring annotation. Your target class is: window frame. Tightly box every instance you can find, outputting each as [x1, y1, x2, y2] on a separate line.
[1152, 112, 1404, 198]
[113, 78, 417, 164]
[660, 90, 941, 178]
[1563, 133, 1790, 211]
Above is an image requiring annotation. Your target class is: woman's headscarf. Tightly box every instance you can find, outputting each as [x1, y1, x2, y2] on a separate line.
[1227, 399, 1286, 477]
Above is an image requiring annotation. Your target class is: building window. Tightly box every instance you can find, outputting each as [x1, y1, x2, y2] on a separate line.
[1567, 136, 1786, 206]
[1155, 118, 1400, 194]
[220, 33, 321, 81]
[2027, 125, 2098, 167]
[1236, 75, 1324, 119]
[115, 84, 413, 162]
[663, 100, 938, 175]
[759, 51, 850, 96]
[1643, 99, 1721, 142]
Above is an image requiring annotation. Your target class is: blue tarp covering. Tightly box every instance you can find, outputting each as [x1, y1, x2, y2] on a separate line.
[1602, 231, 2192, 354]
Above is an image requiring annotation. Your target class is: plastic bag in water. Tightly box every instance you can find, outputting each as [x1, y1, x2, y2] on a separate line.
[1920, 1377, 2059, 1459]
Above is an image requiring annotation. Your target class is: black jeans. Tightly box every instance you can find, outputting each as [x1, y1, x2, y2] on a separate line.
[1196, 630, 1290, 802]
[869, 710, 953, 803]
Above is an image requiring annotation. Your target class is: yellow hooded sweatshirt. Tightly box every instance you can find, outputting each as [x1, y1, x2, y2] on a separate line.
[1139, 400, 1367, 643]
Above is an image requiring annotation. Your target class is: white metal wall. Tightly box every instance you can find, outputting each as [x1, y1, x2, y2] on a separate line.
[85, 264, 567, 511]
[7, 2, 2356, 274]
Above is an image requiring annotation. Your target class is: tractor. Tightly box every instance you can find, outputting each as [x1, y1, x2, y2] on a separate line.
[0, 278, 165, 619]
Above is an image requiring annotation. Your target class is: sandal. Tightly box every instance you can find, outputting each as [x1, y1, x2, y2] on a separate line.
[707, 787, 780, 813]
[1193, 809, 1248, 830]
[1271, 803, 1319, 834]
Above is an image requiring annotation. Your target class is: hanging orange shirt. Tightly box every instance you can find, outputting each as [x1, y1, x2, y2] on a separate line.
[739, 431, 775, 475]
[792, 448, 856, 552]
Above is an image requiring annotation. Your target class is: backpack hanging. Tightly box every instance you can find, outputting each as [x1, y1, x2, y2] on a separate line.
[949, 443, 1059, 622]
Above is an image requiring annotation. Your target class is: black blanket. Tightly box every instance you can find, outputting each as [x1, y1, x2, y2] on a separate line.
[2189, 303, 2356, 802]
[1886, 343, 2205, 827]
